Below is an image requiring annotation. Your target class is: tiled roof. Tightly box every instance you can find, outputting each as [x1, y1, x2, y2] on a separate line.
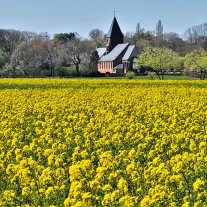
[99, 43, 129, 62]
[122, 45, 138, 61]
[96, 48, 106, 58]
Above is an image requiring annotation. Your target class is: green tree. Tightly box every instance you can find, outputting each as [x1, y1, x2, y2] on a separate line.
[184, 49, 205, 70]
[156, 20, 163, 39]
[197, 54, 207, 79]
[0, 49, 6, 68]
[53, 33, 77, 43]
[184, 49, 207, 79]
[89, 50, 99, 75]
[136, 47, 182, 79]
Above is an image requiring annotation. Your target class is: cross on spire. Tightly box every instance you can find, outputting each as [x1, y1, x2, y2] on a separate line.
[113, 9, 116, 17]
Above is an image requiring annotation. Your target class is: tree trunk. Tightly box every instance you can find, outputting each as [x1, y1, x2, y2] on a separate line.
[75, 64, 80, 76]
[153, 69, 161, 79]
[161, 69, 164, 80]
[73, 55, 81, 76]
[49, 64, 53, 77]
[200, 70, 204, 80]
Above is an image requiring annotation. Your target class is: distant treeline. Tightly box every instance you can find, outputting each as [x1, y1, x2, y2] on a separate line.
[0, 20, 207, 77]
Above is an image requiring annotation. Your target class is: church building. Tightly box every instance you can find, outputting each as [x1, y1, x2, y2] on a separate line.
[97, 17, 138, 74]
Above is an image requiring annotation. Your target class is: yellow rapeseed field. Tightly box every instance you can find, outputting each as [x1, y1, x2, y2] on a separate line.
[0, 78, 207, 207]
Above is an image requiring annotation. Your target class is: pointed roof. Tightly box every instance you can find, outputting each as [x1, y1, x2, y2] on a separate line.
[106, 17, 123, 38]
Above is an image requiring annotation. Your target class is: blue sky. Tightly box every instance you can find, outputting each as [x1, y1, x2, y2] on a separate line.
[0, 0, 207, 38]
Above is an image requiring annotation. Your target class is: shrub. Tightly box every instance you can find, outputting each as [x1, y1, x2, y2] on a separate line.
[80, 68, 92, 77]
[54, 67, 71, 77]
[126, 71, 135, 79]
[0, 64, 25, 77]
[147, 72, 156, 80]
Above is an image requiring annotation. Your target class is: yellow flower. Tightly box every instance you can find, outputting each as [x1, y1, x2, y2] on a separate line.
[45, 186, 55, 199]
[119, 195, 135, 207]
[64, 197, 70, 207]
[182, 202, 190, 207]
[102, 193, 111, 206]
[102, 184, 113, 192]
[194, 201, 203, 207]
[117, 177, 128, 194]
[22, 186, 30, 197]
[193, 178, 205, 191]
[0, 79, 207, 206]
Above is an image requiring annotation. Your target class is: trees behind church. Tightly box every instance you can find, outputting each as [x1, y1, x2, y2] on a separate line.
[89, 29, 104, 47]
[1, 19, 207, 77]
[125, 20, 207, 79]
[125, 20, 207, 56]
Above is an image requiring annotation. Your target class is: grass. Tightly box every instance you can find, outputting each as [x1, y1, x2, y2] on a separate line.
[100, 75, 199, 80]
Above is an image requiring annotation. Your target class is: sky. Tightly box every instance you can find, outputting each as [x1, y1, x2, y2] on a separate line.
[0, 0, 207, 39]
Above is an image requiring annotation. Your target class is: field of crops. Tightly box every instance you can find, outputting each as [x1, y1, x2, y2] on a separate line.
[0, 78, 207, 207]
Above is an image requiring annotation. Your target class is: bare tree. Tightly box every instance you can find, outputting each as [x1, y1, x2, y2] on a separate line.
[135, 23, 145, 36]
[184, 28, 194, 44]
[10, 39, 45, 76]
[164, 32, 180, 42]
[63, 39, 96, 75]
[184, 22, 207, 46]
[0, 29, 39, 54]
[89, 29, 104, 47]
[21, 31, 39, 42]
[41, 40, 60, 76]
[89, 29, 104, 41]
[10, 39, 62, 76]
[125, 32, 136, 44]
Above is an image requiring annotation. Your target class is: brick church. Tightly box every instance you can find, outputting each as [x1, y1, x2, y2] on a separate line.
[97, 17, 138, 74]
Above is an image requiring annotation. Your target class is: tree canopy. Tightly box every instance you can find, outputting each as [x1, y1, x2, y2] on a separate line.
[53, 33, 78, 43]
[136, 47, 183, 79]
[0, 49, 6, 68]
[184, 49, 207, 79]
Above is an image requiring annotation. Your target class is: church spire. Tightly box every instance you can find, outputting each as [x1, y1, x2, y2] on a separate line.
[106, 17, 123, 39]
[106, 17, 124, 53]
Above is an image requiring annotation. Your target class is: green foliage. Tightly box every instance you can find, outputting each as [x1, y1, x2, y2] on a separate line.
[80, 67, 92, 77]
[53, 33, 76, 42]
[147, 72, 156, 80]
[184, 49, 207, 79]
[125, 71, 135, 79]
[184, 49, 205, 71]
[0, 49, 6, 68]
[66, 67, 78, 76]
[44, 66, 78, 77]
[197, 54, 207, 71]
[54, 67, 70, 77]
[0, 64, 25, 77]
[136, 47, 183, 79]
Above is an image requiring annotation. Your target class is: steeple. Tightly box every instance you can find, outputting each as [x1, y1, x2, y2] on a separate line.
[106, 17, 124, 53]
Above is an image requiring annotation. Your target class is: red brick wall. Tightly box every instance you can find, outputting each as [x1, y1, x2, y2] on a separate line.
[98, 62, 115, 74]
